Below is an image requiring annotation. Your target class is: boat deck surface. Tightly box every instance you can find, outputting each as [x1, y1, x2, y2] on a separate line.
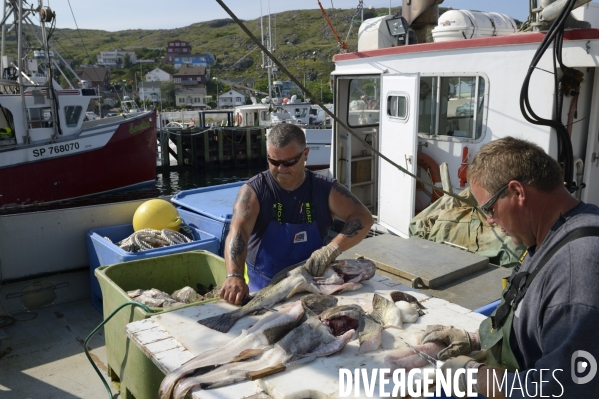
[0, 299, 118, 399]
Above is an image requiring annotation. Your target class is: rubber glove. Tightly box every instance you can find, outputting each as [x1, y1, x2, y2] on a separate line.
[440, 355, 483, 397]
[421, 325, 481, 360]
[304, 242, 342, 277]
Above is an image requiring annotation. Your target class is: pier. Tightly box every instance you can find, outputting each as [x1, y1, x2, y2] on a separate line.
[157, 110, 267, 170]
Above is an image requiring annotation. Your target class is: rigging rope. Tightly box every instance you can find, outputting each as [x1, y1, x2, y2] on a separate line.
[105, 228, 192, 252]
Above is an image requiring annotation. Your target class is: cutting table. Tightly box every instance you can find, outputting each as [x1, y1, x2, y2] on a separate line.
[125, 274, 487, 399]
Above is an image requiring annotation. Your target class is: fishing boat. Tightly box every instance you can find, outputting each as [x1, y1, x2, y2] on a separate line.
[0, 3, 156, 210]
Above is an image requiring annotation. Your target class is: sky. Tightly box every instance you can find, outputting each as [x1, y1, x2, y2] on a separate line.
[46, 0, 533, 32]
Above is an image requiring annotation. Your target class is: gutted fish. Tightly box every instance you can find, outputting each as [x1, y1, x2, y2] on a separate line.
[383, 341, 446, 372]
[395, 300, 420, 323]
[159, 300, 305, 399]
[174, 316, 355, 397]
[315, 259, 377, 295]
[319, 304, 365, 337]
[197, 262, 319, 333]
[370, 293, 403, 328]
[390, 290, 427, 316]
[300, 294, 338, 315]
[172, 286, 203, 304]
[359, 314, 384, 353]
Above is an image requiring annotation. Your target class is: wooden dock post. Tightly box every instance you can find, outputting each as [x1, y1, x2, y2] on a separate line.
[218, 128, 224, 167]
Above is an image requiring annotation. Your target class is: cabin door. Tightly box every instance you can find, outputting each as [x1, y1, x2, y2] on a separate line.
[377, 73, 420, 238]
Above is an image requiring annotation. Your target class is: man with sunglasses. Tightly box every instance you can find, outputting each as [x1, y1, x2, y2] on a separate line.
[420, 137, 599, 398]
[220, 123, 373, 304]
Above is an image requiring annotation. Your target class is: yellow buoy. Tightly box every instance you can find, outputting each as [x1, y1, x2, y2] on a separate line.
[132, 199, 182, 232]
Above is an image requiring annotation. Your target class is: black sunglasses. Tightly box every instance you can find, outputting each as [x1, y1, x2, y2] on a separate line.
[267, 148, 306, 167]
[479, 177, 525, 217]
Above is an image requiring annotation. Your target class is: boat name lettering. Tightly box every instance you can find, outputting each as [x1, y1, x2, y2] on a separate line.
[129, 120, 150, 135]
[32, 142, 80, 157]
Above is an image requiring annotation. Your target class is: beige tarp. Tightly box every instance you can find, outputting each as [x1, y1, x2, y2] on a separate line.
[409, 188, 526, 268]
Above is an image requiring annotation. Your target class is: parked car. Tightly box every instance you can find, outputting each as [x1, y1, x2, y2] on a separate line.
[84, 111, 99, 121]
[106, 112, 119, 117]
[455, 101, 474, 116]
[164, 122, 194, 131]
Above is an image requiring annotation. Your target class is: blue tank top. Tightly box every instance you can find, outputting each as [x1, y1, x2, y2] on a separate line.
[245, 170, 335, 266]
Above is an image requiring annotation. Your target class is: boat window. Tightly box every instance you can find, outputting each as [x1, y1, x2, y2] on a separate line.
[418, 75, 486, 140]
[64, 106, 82, 127]
[348, 77, 380, 127]
[387, 95, 408, 120]
[261, 111, 270, 121]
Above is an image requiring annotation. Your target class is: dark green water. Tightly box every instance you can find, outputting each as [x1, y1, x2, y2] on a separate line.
[155, 165, 266, 196]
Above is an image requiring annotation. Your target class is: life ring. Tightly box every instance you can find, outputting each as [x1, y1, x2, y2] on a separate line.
[415, 151, 443, 213]
[234, 113, 243, 126]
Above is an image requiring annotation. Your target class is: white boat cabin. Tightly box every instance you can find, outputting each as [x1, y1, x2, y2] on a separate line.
[332, 3, 599, 237]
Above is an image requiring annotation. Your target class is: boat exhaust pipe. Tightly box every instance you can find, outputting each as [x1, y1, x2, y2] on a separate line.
[401, 0, 444, 44]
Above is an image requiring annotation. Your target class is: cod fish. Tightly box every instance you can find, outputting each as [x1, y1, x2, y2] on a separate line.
[173, 316, 356, 398]
[301, 294, 338, 315]
[158, 300, 305, 399]
[198, 259, 377, 333]
[198, 262, 320, 333]
[371, 293, 403, 328]
[319, 304, 365, 337]
[359, 314, 384, 353]
[315, 259, 377, 295]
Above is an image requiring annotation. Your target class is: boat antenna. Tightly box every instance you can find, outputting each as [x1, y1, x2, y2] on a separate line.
[215, 0, 480, 209]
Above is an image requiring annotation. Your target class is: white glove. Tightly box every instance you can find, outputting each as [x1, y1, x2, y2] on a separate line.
[421, 325, 481, 360]
[304, 242, 342, 277]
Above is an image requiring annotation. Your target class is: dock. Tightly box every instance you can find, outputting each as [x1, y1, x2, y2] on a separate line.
[157, 110, 267, 170]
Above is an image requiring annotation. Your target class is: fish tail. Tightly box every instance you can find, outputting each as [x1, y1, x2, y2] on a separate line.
[197, 311, 241, 333]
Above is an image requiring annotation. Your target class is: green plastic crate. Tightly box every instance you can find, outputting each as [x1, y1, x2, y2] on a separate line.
[94, 250, 226, 399]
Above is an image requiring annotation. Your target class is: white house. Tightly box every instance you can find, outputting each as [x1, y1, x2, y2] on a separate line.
[97, 50, 137, 67]
[139, 81, 162, 104]
[218, 89, 247, 109]
[145, 68, 172, 82]
[175, 87, 211, 109]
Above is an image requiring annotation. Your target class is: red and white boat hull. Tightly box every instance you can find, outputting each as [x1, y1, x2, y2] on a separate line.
[0, 111, 157, 207]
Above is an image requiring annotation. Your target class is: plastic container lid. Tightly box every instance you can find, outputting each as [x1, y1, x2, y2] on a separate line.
[170, 180, 246, 222]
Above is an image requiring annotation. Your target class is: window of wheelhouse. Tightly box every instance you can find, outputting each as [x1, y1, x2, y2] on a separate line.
[348, 77, 380, 127]
[64, 106, 82, 127]
[418, 75, 487, 140]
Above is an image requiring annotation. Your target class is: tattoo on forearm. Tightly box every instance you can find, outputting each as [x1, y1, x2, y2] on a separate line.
[232, 186, 253, 219]
[230, 230, 245, 269]
[341, 218, 364, 238]
[333, 182, 361, 205]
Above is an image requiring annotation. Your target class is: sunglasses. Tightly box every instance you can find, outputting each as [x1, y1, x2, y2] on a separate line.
[479, 177, 525, 217]
[267, 148, 306, 167]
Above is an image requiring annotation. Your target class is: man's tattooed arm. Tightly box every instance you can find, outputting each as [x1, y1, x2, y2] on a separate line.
[229, 229, 246, 271]
[332, 181, 361, 205]
[232, 185, 253, 219]
[340, 218, 364, 238]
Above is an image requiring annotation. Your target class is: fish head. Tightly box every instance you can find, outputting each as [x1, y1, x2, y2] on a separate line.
[300, 294, 338, 315]
[331, 259, 376, 282]
[319, 304, 366, 337]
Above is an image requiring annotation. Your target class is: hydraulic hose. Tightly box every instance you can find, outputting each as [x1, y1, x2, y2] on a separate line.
[84, 301, 152, 399]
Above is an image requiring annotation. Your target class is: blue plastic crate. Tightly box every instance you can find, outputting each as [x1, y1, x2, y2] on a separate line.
[170, 180, 244, 222]
[473, 299, 501, 316]
[177, 207, 230, 256]
[87, 223, 219, 312]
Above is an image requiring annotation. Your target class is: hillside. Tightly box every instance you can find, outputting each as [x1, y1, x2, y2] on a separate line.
[13, 6, 521, 104]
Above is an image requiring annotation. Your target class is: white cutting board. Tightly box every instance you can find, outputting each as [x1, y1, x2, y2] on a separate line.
[130, 274, 486, 399]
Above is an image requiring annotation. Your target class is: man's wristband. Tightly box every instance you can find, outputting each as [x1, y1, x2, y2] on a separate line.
[227, 273, 244, 279]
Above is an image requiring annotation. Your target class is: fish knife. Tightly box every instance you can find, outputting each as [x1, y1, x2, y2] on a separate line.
[246, 355, 317, 380]
[401, 338, 444, 369]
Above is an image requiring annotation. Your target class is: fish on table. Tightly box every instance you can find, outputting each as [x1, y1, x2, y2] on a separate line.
[173, 308, 360, 398]
[300, 294, 338, 315]
[158, 300, 305, 399]
[197, 258, 377, 333]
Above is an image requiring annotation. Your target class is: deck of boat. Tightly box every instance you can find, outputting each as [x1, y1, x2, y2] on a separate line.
[0, 299, 118, 399]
